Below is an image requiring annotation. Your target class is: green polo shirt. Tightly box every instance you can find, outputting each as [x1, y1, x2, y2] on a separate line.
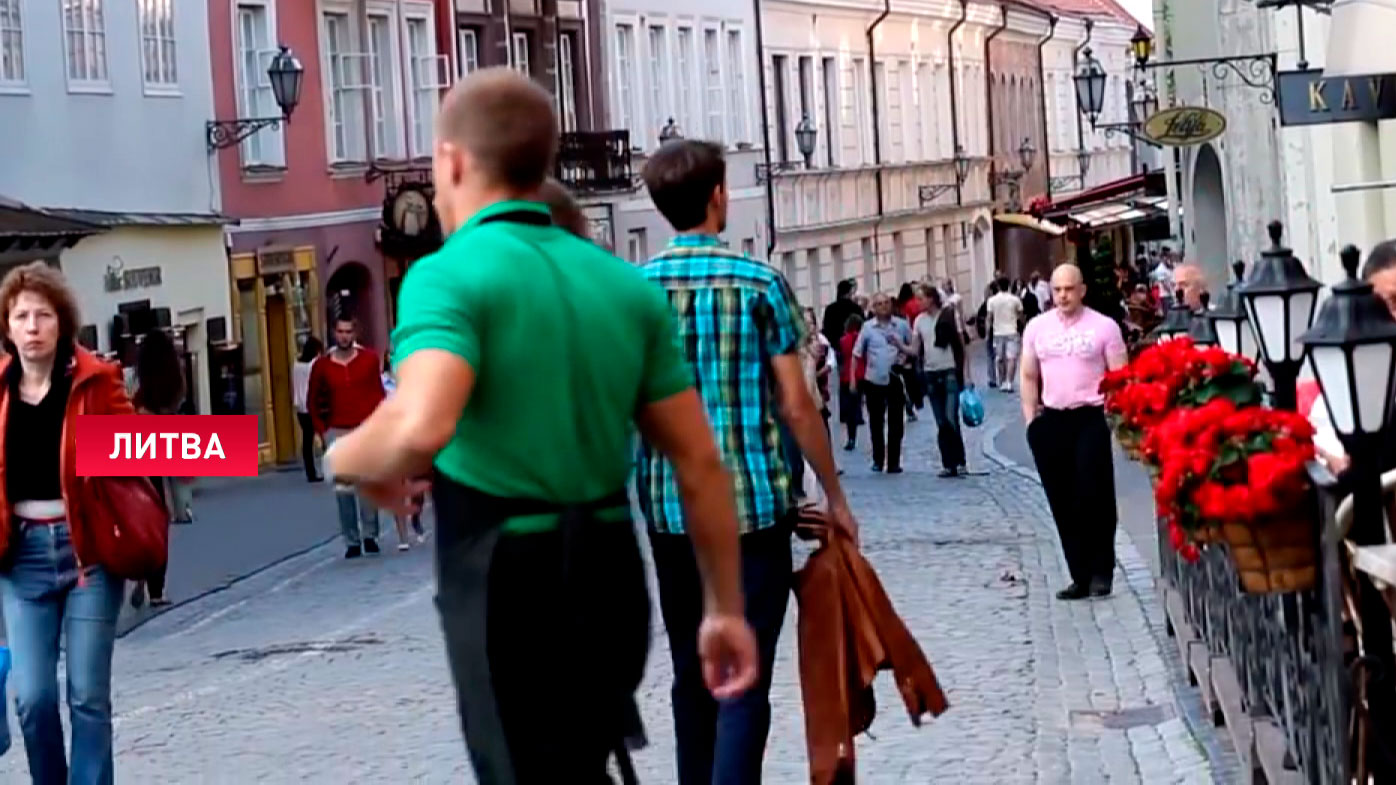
[392, 200, 692, 512]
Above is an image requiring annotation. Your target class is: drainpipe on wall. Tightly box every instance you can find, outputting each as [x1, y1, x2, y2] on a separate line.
[867, 0, 891, 291]
[754, 0, 777, 257]
[1036, 14, 1058, 200]
[947, 0, 969, 206]
[983, 6, 1008, 207]
[1072, 20, 1093, 190]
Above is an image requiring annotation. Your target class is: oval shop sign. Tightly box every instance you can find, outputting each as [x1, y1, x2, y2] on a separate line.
[1142, 106, 1228, 147]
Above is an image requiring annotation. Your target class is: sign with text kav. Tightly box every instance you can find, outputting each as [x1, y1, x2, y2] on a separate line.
[1278, 69, 1396, 126]
[1142, 107, 1228, 147]
[75, 415, 259, 477]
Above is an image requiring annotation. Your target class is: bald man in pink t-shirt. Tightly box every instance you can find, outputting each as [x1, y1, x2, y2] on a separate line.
[1020, 264, 1129, 601]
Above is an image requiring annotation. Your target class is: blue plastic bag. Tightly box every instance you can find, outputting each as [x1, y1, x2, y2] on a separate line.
[0, 645, 10, 756]
[959, 385, 985, 428]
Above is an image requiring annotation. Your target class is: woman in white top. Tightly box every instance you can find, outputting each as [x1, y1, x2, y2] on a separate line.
[293, 336, 324, 482]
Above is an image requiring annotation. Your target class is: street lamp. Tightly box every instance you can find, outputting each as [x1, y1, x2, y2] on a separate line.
[1073, 48, 1108, 127]
[954, 145, 971, 185]
[1187, 292, 1219, 346]
[1208, 260, 1260, 362]
[206, 45, 305, 151]
[659, 117, 682, 144]
[1017, 137, 1037, 173]
[1131, 82, 1159, 123]
[1131, 25, 1154, 68]
[1238, 220, 1322, 410]
[1151, 291, 1193, 342]
[795, 114, 817, 168]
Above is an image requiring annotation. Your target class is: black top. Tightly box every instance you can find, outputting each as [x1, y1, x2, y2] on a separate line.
[5, 363, 73, 504]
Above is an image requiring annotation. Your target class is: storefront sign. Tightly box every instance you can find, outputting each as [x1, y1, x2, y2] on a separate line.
[257, 249, 295, 275]
[103, 262, 162, 292]
[1277, 68, 1396, 126]
[1142, 107, 1228, 147]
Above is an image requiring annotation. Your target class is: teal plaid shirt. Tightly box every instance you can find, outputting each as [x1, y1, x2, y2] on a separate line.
[635, 235, 808, 535]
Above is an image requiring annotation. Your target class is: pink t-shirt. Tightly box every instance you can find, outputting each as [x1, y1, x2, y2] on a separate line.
[1023, 307, 1125, 409]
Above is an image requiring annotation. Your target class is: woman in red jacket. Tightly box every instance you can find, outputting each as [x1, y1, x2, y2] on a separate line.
[0, 262, 134, 784]
[838, 314, 866, 451]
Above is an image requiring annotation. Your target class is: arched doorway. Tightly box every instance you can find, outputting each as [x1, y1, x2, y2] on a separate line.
[325, 261, 376, 347]
[1191, 144, 1229, 293]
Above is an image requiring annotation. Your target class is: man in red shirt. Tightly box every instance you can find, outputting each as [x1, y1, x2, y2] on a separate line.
[308, 317, 386, 558]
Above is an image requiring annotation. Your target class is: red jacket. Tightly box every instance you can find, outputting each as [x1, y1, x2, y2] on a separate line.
[0, 348, 135, 567]
[794, 514, 949, 784]
[306, 347, 385, 434]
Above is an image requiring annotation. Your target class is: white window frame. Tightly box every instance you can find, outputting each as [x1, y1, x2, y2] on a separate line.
[674, 26, 694, 139]
[0, 0, 26, 89]
[62, 0, 110, 92]
[613, 22, 638, 147]
[511, 30, 529, 76]
[232, 0, 285, 168]
[701, 26, 722, 142]
[402, 4, 444, 159]
[318, 4, 371, 165]
[138, 0, 178, 93]
[646, 24, 668, 145]
[555, 30, 578, 132]
[723, 27, 747, 145]
[365, 6, 405, 159]
[851, 58, 870, 165]
[457, 27, 479, 76]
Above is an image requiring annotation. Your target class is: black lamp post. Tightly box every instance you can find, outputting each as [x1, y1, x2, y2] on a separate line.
[207, 45, 304, 151]
[1237, 221, 1322, 410]
[954, 145, 971, 185]
[1073, 48, 1107, 127]
[1076, 149, 1091, 180]
[659, 117, 683, 144]
[1300, 244, 1396, 760]
[1151, 290, 1193, 342]
[1130, 25, 1154, 68]
[1208, 260, 1260, 362]
[1188, 292, 1219, 346]
[1131, 82, 1159, 124]
[794, 114, 817, 168]
[1018, 137, 1037, 173]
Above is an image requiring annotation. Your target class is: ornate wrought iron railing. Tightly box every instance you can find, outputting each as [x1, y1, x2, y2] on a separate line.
[556, 130, 635, 193]
[1158, 464, 1368, 783]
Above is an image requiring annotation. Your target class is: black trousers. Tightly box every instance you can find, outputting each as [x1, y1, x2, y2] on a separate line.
[861, 377, 905, 470]
[432, 477, 649, 785]
[1027, 406, 1118, 587]
[296, 412, 318, 480]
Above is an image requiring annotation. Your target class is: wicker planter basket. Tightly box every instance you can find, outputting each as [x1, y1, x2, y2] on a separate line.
[1219, 516, 1316, 593]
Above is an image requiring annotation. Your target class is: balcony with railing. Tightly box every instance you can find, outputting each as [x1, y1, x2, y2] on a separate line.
[555, 131, 635, 194]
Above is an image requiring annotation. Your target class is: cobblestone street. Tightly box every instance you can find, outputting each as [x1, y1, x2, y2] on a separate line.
[0, 389, 1231, 783]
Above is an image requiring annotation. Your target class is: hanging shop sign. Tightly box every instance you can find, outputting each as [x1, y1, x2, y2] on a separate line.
[1277, 68, 1396, 126]
[1142, 107, 1228, 147]
[378, 181, 443, 260]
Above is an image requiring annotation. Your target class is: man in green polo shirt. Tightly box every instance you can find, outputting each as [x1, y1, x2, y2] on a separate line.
[323, 68, 758, 784]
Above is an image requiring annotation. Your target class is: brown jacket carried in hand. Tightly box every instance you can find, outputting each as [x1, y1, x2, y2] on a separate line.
[794, 513, 949, 784]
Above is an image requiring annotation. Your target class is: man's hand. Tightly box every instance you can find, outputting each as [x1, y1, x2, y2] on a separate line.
[698, 613, 760, 700]
[358, 477, 432, 515]
[829, 498, 860, 546]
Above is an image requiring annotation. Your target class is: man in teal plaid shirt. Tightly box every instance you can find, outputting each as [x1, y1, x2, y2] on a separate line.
[636, 139, 859, 785]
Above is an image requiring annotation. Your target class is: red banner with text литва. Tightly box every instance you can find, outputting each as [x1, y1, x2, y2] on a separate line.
[74, 415, 260, 477]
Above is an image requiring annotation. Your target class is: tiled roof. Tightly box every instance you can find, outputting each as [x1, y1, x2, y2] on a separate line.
[43, 208, 237, 228]
[0, 198, 107, 238]
[1029, 0, 1144, 26]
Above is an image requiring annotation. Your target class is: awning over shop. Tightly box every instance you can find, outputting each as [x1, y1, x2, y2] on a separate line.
[994, 212, 1068, 236]
[0, 196, 108, 263]
[1062, 195, 1172, 231]
[1326, 0, 1396, 76]
[41, 208, 237, 228]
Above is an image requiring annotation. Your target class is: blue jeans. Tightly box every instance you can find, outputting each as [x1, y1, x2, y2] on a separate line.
[326, 429, 381, 547]
[0, 520, 124, 785]
[650, 522, 793, 785]
[925, 369, 967, 470]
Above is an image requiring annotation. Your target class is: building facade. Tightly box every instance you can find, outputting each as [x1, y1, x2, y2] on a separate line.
[585, 0, 765, 260]
[209, 0, 455, 463]
[0, 0, 231, 416]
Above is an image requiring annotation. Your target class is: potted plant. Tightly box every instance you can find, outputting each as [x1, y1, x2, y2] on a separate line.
[1100, 337, 1261, 463]
[1146, 397, 1318, 592]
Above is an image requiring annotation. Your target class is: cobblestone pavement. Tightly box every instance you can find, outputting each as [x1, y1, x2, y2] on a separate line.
[0, 391, 1228, 783]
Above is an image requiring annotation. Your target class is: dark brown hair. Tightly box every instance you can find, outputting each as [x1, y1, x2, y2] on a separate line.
[537, 177, 589, 239]
[641, 139, 726, 232]
[134, 329, 185, 414]
[0, 261, 81, 355]
[437, 67, 559, 191]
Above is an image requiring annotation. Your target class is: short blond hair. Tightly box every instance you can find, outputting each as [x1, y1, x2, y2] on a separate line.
[437, 67, 559, 190]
